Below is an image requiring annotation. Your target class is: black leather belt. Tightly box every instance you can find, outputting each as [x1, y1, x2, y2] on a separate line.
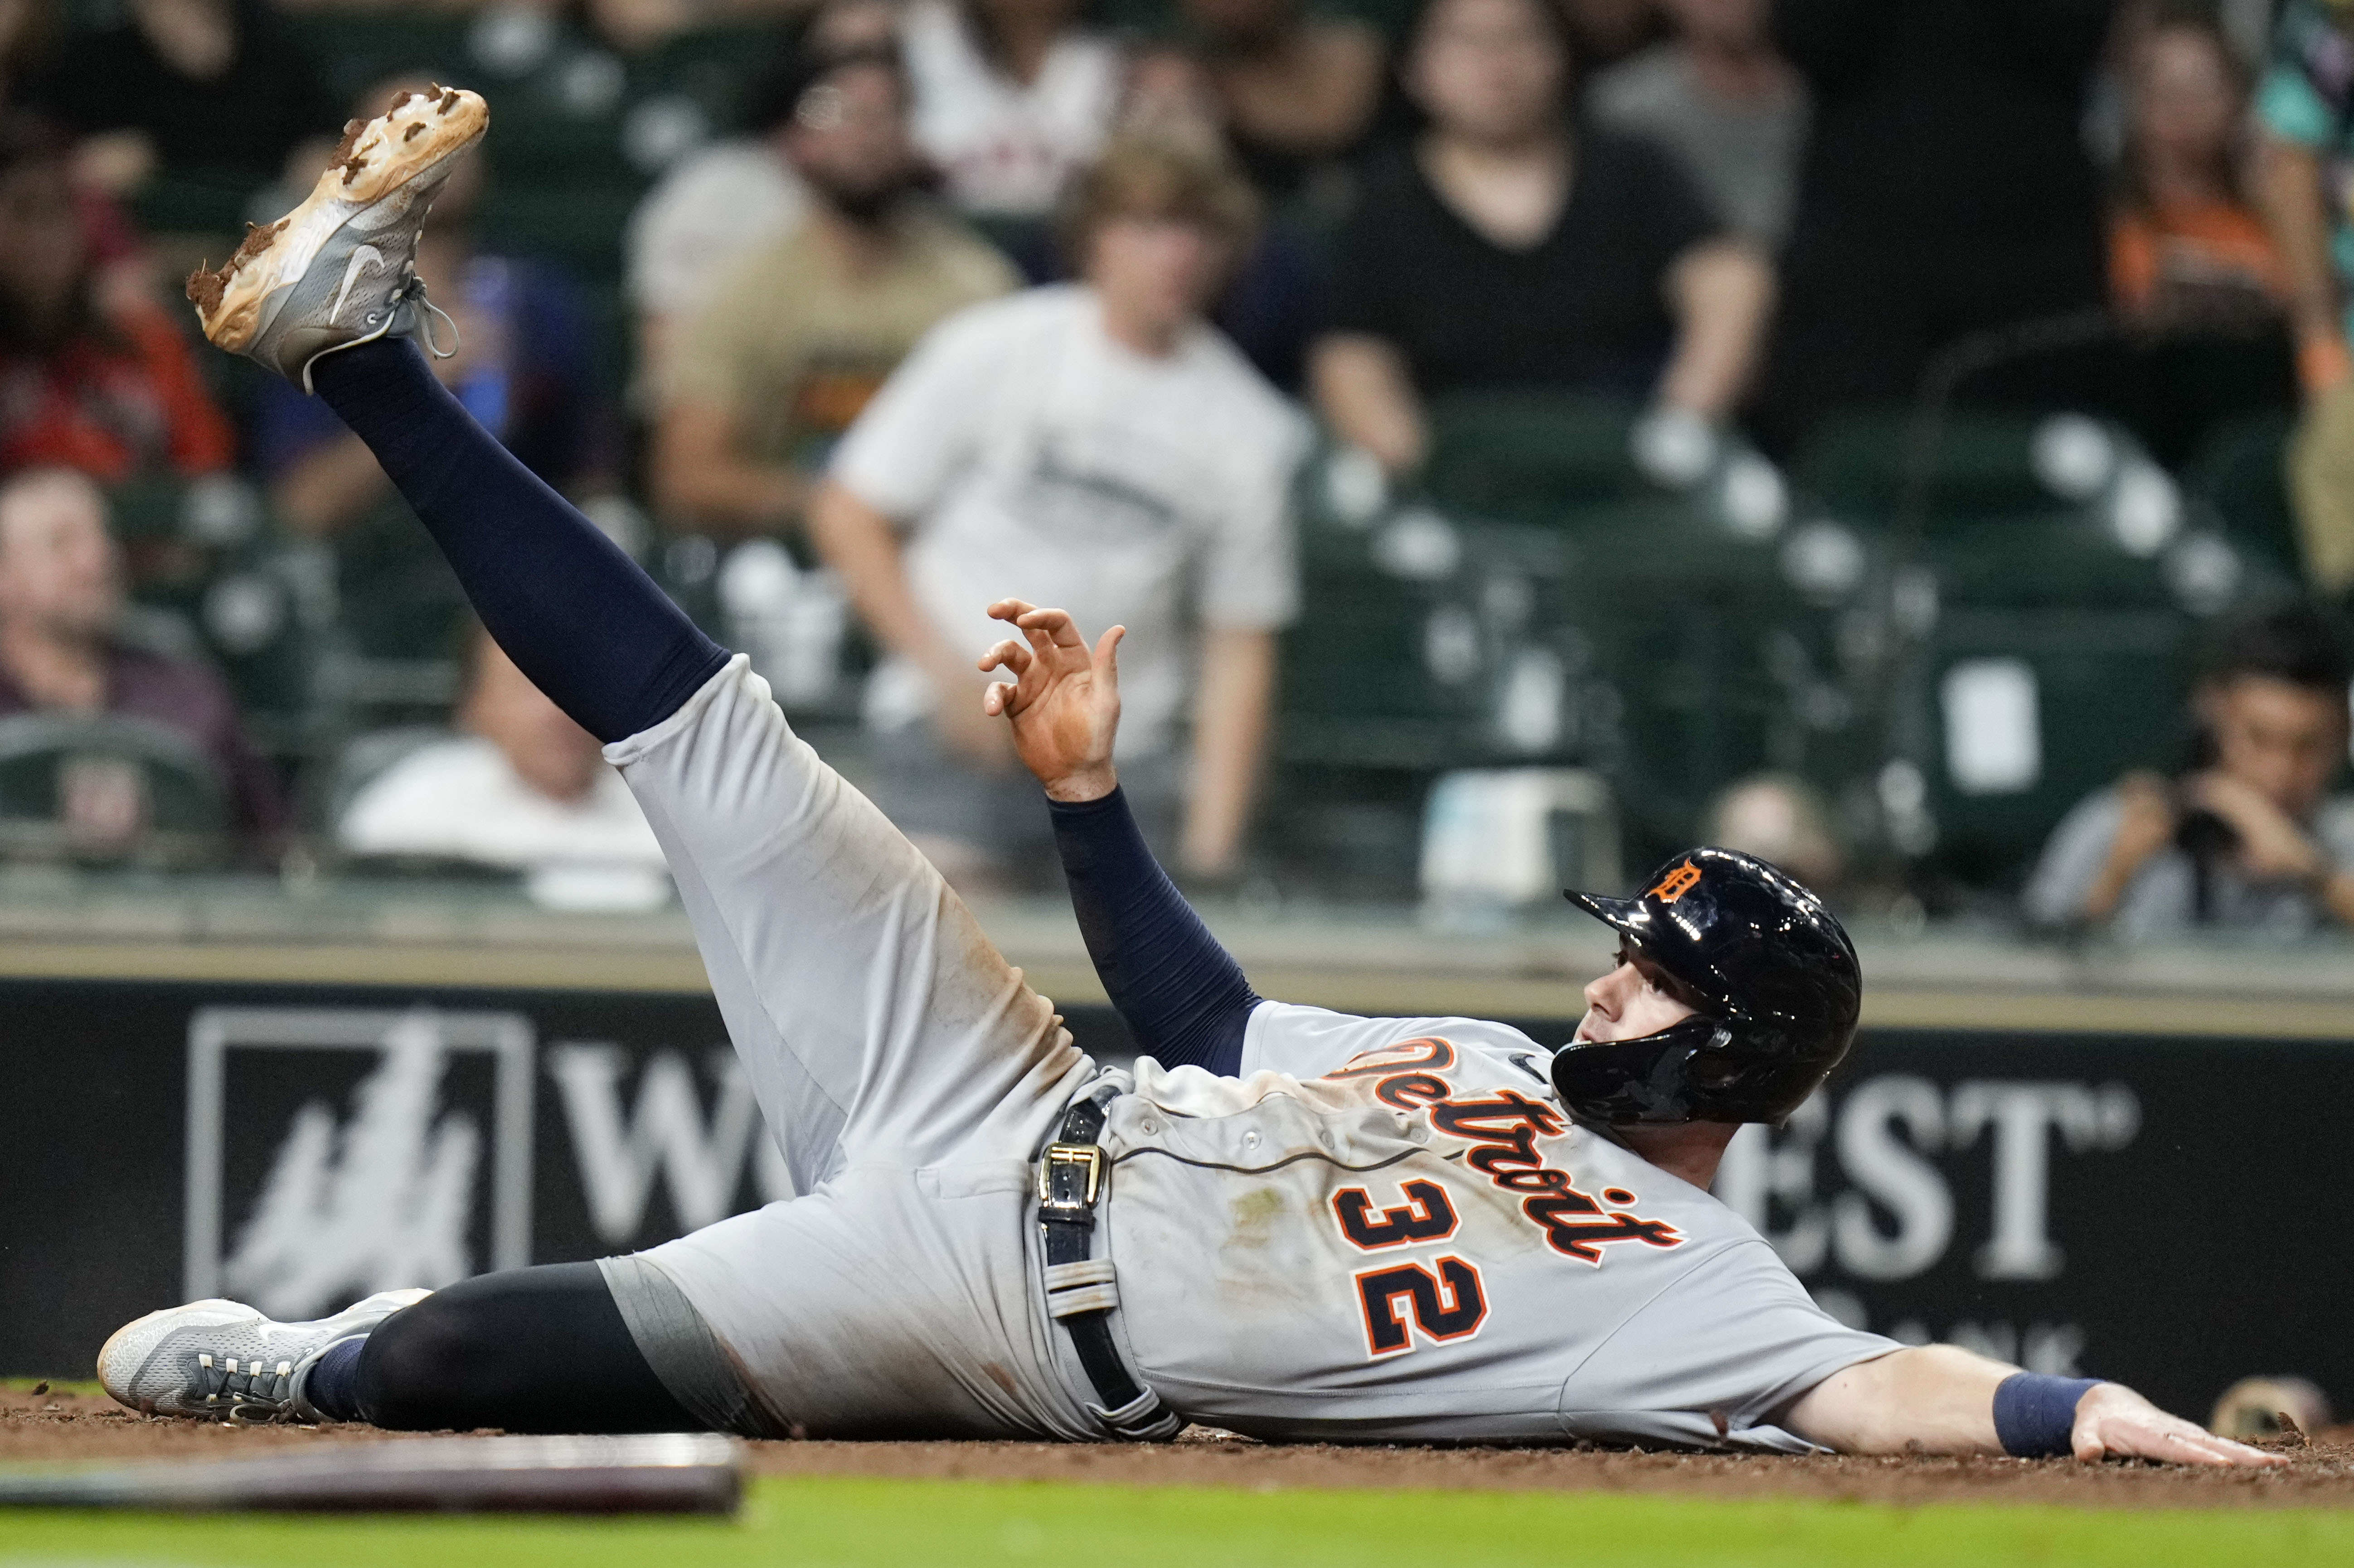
[1037, 1089, 1181, 1441]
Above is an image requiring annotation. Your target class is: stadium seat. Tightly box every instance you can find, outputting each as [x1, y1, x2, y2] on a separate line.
[103, 479, 335, 757]
[1284, 433, 1851, 863]
[0, 711, 231, 868]
[1273, 444, 1489, 891]
[1550, 513, 1846, 857]
[1280, 513, 1507, 769]
[480, 183, 645, 281]
[128, 174, 253, 245]
[1903, 607, 2190, 888]
[478, 76, 631, 185]
[293, 15, 474, 107]
[1793, 411, 2054, 532]
[1283, 431, 1623, 771]
[2184, 411, 2305, 577]
[1420, 392, 1645, 521]
[629, 24, 787, 120]
[1922, 514, 2179, 612]
[573, 277, 635, 414]
[1777, 406, 2308, 886]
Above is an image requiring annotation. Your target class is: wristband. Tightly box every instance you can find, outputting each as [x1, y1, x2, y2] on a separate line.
[1992, 1372, 2102, 1457]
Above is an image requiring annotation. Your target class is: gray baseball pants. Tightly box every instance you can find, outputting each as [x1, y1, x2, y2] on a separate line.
[594, 655, 1134, 1440]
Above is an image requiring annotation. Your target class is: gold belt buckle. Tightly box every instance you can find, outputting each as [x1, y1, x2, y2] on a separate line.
[1037, 1142, 1106, 1212]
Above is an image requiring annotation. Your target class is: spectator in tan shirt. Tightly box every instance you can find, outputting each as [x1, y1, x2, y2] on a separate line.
[650, 32, 1020, 537]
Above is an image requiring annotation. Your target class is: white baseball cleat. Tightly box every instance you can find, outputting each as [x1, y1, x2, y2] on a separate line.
[184, 84, 489, 391]
[97, 1289, 430, 1423]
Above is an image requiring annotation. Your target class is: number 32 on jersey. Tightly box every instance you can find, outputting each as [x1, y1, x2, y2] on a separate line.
[1331, 1178, 1488, 1357]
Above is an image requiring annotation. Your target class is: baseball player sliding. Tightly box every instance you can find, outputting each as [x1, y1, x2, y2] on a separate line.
[100, 88, 2270, 1466]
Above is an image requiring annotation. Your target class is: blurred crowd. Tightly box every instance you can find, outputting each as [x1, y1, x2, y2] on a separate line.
[2, 0, 2353, 938]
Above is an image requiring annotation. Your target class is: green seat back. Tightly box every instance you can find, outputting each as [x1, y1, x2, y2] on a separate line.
[2185, 411, 2304, 576]
[1552, 515, 1845, 855]
[1422, 392, 1644, 523]
[1922, 514, 2177, 611]
[0, 712, 232, 866]
[1796, 411, 2053, 532]
[1911, 609, 2190, 886]
[295, 16, 474, 105]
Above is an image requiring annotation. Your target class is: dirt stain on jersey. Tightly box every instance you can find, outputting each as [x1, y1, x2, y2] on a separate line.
[1227, 1187, 1286, 1249]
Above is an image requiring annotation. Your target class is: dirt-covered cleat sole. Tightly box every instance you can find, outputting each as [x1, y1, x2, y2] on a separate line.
[184, 85, 488, 388]
[97, 1289, 430, 1422]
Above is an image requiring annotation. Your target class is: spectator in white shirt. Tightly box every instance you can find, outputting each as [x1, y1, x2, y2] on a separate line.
[898, 0, 1126, 226]
[811, 131, 1302, 886]
[339, 625, 669, 905]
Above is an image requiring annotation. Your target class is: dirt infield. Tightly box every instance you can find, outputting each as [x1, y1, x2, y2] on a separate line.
[7, 1384, 2350, 1511]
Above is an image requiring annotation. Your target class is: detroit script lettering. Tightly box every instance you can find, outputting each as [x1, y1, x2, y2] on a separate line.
[1325, 1039, 1685, 1265]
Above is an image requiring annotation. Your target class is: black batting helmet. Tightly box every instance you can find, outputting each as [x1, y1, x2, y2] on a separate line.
[1553, 847, 1860, 1126]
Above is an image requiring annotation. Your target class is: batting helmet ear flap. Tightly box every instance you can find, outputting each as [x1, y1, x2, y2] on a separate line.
[1549, 1016, 1841, 1127]
[1686, 1050, 1742, 1089]
[1549, 1018, 1726, 1125]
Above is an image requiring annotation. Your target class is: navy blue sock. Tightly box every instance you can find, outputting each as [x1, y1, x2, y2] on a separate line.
[1048, 787, 1260, 1075]
[309, 339, 729, 744]
[302, 1334, 368, 1422]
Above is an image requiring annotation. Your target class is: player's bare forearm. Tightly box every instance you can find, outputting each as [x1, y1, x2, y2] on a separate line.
[1785, 1346, 2282, 1466]
[1783, 1345, 2011, 1455]
[1659, 241, 1773, 418]
[1181, 626, 1275, 875]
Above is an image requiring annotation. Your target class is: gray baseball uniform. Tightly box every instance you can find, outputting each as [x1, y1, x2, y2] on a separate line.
[602, 656, 1897, 1447]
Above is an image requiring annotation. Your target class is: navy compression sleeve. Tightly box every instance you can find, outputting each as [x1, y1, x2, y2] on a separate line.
[1048, 789, 1260, 1076]
[310, 339, 728, 743]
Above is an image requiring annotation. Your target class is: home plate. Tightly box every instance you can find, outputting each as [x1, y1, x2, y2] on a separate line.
[0, 1432, 742, 1513]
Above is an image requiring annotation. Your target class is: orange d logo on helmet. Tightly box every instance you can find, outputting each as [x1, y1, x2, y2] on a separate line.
[1648, 858, 1702, 904]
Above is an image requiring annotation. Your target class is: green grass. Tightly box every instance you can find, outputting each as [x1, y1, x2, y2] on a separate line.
[0, 1476, 2351, 1567]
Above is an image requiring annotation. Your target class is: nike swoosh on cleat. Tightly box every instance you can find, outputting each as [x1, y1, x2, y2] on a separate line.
[329, 245, 386, 326]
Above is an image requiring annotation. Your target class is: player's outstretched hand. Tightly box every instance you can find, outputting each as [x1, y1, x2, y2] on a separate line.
[978, 600, 1125, 803]
[2072, 1383, 2284, 1466]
